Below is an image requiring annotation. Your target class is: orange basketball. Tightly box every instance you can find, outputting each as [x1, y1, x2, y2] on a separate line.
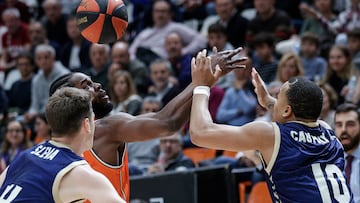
[76, 0, 128, 44]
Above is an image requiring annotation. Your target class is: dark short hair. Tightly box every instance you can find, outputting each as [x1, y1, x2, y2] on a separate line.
[46, 87, 92, 136]
[301, 32, 320, 48]
[286, 77, 323, 120]
[347, 28, 360, 40]
[335, 102, 360, 123]
[208, 23, 227, 35]
[49, 73, 74, 96]
[253, 32, 275, 48]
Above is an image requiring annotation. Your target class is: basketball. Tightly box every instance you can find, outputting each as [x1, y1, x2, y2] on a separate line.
[76, 0, 128, 44]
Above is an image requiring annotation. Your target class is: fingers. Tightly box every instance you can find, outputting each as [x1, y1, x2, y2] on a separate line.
[227, 47, 243, 59]
[212, 46, 218, 54]
[213, 64, 222, 80]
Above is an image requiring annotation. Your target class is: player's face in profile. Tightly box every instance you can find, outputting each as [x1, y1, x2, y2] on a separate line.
[272, 83, 289, 123]
[68, 73, 113, 118]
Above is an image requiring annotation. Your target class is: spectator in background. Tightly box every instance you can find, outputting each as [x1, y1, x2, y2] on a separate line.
[147, 59, 180, 106]
[28, 21, 61, 59]
[319, 83, 338, 129]
[109, 70, 142, 116]
[246, 0, 293, 48]
[129, 0, 206, 63]
[299, 32, 327, 82]
[41, 0, 70, 45]
[110, 41, 149, 96]
[206, 22, 235, 89]
[322, 45, 358, 105]
[334, 103, 360, 202]
[299, 0, 337, 57]
[347, 28, 360, 71]
[165, 32, 192, 91]
[147, 131, 195, 174]
[180, 0, 207, 31]
[24, 44, 69, 124]
[0, 0, 31, 24]
[0, 84, 8, 125]
[214, 0, 248, 47]
[81, 43, 111, 91]
[128, 96, 163, 174]
[252, 32, 278, 84]
[275, 52, 304, 84]
[7, 52, 34, 118]
[0, 8, 30, 72]
[216, 61, 257, 126]
[61, 15, 91, 71]
[33, 113, 51, 144]
[0, 119, 33, 172]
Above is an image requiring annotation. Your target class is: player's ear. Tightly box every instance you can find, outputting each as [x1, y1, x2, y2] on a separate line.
[282, 105, 292, 118]
[84, 118, 91, 134]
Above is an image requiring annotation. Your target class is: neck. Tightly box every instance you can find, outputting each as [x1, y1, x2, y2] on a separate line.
[51, 136, 84, 156]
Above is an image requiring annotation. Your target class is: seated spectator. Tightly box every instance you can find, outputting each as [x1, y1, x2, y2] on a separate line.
[110, 41, 149, 96]
[216, 61, 257, 126]
[109, 70, 142, 116]
[129, 0, 206, 64]
[299, 32, 327, 82]
[347, 28, 360, 71]
[33, 113, 51, 144]
[0, 119, 33, 172]
[0, 84, 8, 126]
[246, 0, 293, 48]
[60, 15, 92, 71]
[28, 21, 62, 60]
[7, 52, 34, 118]
[321, 45, 359, 105]
[146, 59, 180, 106]
[299, 0, 336, 57]
[81, 43, 111, 91]
[0, 8, 30, 76]
[24, 44, 69, 124]
[0, 0, 31, 24]
[318, 83, 338, 129]
[206, 22, 235, 89]
[165, 32, 192, 91]
[275, 52, 304, 83]
[147, 132, 195, 174]
[128, 96, 163, 174]
[252, 32, 278, 84]
[41, 0, 70, 45]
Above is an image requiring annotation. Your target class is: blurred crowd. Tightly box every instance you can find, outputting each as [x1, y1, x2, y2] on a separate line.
[0, 0, 360, 184]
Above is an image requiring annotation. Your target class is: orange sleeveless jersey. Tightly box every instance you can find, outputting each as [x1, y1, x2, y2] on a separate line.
[83, 146, 130, 202]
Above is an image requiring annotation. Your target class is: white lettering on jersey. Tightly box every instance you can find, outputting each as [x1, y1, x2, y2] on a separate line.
[290, 131, 329, 144]
[30, 145, 59, 160]
[0, 184, 22, 202]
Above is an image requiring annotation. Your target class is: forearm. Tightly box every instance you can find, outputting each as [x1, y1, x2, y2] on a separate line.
[155, 83, 194, 131]
[190, 94, 213, 143]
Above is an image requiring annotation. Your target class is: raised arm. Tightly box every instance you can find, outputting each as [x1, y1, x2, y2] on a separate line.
[189, 51, 275, 163]
[95, 48, 246, 143]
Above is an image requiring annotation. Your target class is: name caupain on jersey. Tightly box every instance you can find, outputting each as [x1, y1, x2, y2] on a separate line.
[30, 145, 59, 160]
[290, 130, 331, 144]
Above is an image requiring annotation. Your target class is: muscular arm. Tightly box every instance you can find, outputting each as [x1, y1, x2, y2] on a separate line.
[95, 83, 194, 142]
[189, 94, 275, 164]
[58, 164, 125, 203]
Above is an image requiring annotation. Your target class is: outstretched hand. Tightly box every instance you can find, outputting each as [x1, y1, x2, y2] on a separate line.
[251, 68, 274, 109]
[191, 49, 222, 87]
[210, 47, 248, 72]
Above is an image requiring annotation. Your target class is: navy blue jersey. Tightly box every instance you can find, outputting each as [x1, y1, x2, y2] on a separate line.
[261, 121, 354, 203]
[0, 141, 87, 202]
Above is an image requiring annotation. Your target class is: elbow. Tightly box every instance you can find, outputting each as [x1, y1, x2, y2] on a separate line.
[189, 123, 209, 146]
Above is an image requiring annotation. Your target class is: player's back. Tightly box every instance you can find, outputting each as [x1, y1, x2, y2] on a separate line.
[0, 141, 86, 202]
[264, 121, 354, 203]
